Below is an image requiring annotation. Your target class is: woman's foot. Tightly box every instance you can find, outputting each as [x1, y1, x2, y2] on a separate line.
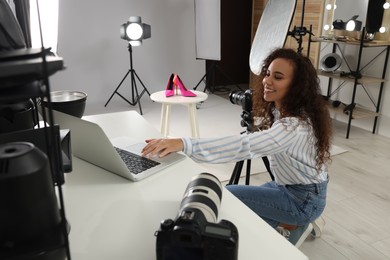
[276, 223, 313, 248]
[311, 216, 325, 238]
[289, 223, 313, 248]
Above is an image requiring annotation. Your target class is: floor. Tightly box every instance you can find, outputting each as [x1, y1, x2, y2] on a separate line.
[88, 90, 390, 260]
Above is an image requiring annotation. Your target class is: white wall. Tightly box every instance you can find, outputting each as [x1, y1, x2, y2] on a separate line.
[50, 0, 204, 114]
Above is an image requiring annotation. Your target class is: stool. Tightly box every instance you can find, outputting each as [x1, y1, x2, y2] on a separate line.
[150, 90, 208, 138]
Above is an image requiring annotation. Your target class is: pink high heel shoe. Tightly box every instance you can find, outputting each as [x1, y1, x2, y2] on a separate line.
[173, 74, 197, 97]
[165, 73, 175, 97]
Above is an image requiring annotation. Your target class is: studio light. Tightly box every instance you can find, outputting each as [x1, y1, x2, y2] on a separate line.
[345, 15, 362, 32]
[379, 26, 388, 33]
[105, 16, 151, 114]
[120, 16, 151, 46]
[333, 15, 362, 32]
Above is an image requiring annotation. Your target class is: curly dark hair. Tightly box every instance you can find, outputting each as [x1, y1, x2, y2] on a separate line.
[252, 48, 332, 171]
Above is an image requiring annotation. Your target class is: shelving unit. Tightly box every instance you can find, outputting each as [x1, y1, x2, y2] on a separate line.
[311, 29, 390, 138]
[0, 48, 71, 259]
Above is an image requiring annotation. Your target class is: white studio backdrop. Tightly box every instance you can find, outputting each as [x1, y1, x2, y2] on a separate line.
[50, 0, 204, 113]
[194, 0, 220, 60]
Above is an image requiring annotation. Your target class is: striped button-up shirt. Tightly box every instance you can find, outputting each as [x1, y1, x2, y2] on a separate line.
[182, 116, 328, 186]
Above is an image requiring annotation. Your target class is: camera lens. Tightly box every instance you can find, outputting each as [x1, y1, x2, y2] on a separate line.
[179, 173, 222, 223]
[229, 91, 245, 106]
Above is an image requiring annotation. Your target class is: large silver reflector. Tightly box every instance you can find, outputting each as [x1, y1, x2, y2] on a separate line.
[249, 0, 297, 75]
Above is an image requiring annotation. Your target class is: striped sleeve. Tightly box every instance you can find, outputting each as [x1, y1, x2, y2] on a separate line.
[181, 119, 299, 164]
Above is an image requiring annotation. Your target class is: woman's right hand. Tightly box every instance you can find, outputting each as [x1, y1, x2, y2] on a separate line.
[141, 138, 184, 158]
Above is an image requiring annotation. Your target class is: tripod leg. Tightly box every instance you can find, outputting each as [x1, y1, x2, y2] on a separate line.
[245, 159, 251, 185]
[105, 70, 131, 107]
[193, 73, 207, 91]
[133, 70, 151, 96]
[228, 161, 244, 185]
[194, 63, 216, 93]
[262, 156, 274, 181]
[131, 72, 143, 115]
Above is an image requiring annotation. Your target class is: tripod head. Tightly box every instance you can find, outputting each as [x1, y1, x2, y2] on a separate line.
[239, 110, 254, 133]
[229, 89, 254, 133]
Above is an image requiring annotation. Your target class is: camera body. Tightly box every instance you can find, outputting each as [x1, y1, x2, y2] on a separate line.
[229, 90, 253, 131]
[156, 209, 238, 260]
[155, 173, 238, 260]
[229, 89, 252, 113]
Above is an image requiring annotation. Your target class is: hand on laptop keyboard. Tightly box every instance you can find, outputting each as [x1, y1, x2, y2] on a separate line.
[141, 138, 184, 158]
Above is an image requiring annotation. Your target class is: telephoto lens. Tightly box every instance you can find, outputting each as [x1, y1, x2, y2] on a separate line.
[179, 173, 223, 223]
[155, 173, 239, 260]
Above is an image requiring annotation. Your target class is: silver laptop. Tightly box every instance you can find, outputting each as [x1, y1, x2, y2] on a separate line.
[52, 110, 186, 181]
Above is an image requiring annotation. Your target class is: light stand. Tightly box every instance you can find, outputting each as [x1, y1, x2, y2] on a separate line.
[287, 0, 313, 54]
[105, 16, 151, 115]
[105, 43, 150, 115]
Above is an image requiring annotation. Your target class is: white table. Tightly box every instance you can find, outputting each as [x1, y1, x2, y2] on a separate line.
[150, 90, 208, 138]
[62, 111, 308, 260]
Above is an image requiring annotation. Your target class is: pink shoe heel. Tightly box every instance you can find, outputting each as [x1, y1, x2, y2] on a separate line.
[165, 73, 175, 97]
[173, 74, 196, 97]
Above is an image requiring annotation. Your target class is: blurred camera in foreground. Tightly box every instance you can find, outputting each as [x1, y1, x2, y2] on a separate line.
[155, 173, 238, 260]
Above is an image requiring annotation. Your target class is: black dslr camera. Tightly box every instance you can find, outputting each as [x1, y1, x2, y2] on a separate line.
[229, 89, 253, 131]
[155, 173, 239, 260]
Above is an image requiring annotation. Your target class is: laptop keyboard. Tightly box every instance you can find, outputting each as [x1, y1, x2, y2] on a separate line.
[114, 147, 160, 174]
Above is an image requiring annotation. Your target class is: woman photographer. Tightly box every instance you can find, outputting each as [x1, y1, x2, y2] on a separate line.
[142, 48, 332, 247]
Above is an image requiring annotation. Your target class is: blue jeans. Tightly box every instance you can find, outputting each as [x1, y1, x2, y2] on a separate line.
[226, 179, 328, 228]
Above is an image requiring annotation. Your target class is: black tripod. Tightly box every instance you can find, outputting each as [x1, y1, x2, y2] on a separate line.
[105, 43, 150, 115]
[227, 112, 274, 185]
[227, 137, 274, 185]
[194, 60, 244, 93]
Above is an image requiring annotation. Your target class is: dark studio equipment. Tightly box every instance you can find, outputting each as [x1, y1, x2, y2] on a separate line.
[0, 142, 68, 260]
[366, 0, 386, 34]
[228, 90, 274, 185]
[0, 0, 26, 50]
[0, 0, 71, 259]
[40, 90, 88, 118]
[105, 16, 151, 115]
[320, 53, 342, 72]
[0, 98, 37, 134]
[155, 173, 239, 260]
[0, 126, 72, 173]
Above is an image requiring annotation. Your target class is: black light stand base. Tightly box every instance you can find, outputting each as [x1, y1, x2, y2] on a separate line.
[105, 44, 150, 115]
[194, 61, 244, 93]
